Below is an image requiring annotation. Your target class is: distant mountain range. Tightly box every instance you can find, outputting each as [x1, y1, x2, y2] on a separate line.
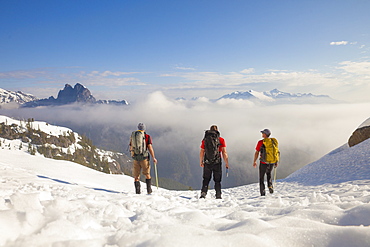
[0, 84, 338, 108]
[0, 83, 129, 108]
[218, 89, 339, 104]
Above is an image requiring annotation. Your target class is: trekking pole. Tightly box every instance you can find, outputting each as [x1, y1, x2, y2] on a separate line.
[154, 161, 159, 189]
[273, 165, 277, 188]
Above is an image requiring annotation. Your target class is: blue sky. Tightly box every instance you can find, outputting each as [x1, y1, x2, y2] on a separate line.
[1, 0, 370, 102]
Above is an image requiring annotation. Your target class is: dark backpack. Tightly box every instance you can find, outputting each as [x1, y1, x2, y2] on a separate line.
[130, 131, 149, 161]
[203, 130, 221, 164]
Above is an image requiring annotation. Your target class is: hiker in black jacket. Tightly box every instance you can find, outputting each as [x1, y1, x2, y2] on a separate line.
[199, 125, 229, 199]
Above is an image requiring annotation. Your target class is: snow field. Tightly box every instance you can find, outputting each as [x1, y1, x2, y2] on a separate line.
[1, 156, 370, 246]
[1, 114, 370, 246]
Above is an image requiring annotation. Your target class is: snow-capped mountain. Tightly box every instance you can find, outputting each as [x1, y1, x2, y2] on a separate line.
[219, 89, 337, 104]
[219, 89, 275, 102]
[96, 99, 129, 105]
[0, 115, 370, 246]
[0, 88, 38, 105]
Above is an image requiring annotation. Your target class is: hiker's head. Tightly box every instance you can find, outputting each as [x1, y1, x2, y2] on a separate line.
[138, 123, 146, 131]
[210, 125, 218, 131]
[260, 128, 271, 137]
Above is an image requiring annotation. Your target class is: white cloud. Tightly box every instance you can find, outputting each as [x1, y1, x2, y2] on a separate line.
[0, 70, 47, 79]
[85, 78, 147, 87]
[161, 70, 338, 91]
[330, 41, 349, 45]
[175, 66, 196, 71]
[72, 70, 148, 88]
[240, 68, 255, 74]
[155, 63, 370, 103]
[85, 70, 139, 77]
[337, 61, 370, 75]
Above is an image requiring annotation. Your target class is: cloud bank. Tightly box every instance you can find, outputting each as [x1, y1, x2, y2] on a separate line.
[1, 58, 370, 103]
[2, 91, 370, 188]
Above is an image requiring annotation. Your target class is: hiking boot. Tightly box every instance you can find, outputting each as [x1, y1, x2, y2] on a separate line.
[134, 181, 141, 194]
[146, 179, 152, 194]
[269, 187, 274, 194]
[215, 190, 222, 199]
[200, 192, 207, 199]
[261, 189, 265, 196]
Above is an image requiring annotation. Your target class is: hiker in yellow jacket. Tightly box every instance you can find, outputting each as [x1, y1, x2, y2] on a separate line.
[253, 129, 279, 196]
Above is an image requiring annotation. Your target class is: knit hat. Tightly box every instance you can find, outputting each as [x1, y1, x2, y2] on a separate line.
[138, 123, 146, 131]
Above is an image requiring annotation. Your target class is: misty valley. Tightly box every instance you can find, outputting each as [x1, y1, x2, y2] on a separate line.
[0, 84, 368, 189]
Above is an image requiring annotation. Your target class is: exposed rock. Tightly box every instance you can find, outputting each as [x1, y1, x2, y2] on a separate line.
[348, 118, 370, 147]
[348, 125, 370, 147]
[57, 83, 96, 104]
[22, 83, 129, 107]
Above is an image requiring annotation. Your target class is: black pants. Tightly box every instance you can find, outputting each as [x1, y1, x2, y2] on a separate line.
[259, 163, 274, 195]
[201, 162, 222, 196]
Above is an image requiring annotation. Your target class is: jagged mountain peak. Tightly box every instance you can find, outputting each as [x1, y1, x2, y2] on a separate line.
[56, 83, 96, 104]
[21, 83, 128, 107]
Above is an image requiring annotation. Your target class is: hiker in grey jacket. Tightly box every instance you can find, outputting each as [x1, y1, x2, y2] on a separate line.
[130, 123, 157, 194]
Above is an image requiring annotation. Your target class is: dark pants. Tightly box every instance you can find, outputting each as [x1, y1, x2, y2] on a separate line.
[259, 163, 274, 195]
[201, 162, 222, 196]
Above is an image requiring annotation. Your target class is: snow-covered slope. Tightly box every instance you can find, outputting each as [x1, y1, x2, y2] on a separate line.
[359, 117, 370, 128]
[1, 116, 370, 246]
[0, 115, 130, 174]
[0, 115, 72, 137]
[284, 138, 370, 185]
[0, 88, 38, 105]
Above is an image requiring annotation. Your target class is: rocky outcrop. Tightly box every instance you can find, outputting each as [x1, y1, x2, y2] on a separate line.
[23, 83, 96, 107]
[0, 117, 131, 175]
[348, 118, 370, 147]
[22, 83, 128, 107]
[348, 125, 370, 147]
[57, 83, 96, 104]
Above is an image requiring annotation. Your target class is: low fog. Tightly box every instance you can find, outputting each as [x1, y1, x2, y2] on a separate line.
[1, 91, 370, 188]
